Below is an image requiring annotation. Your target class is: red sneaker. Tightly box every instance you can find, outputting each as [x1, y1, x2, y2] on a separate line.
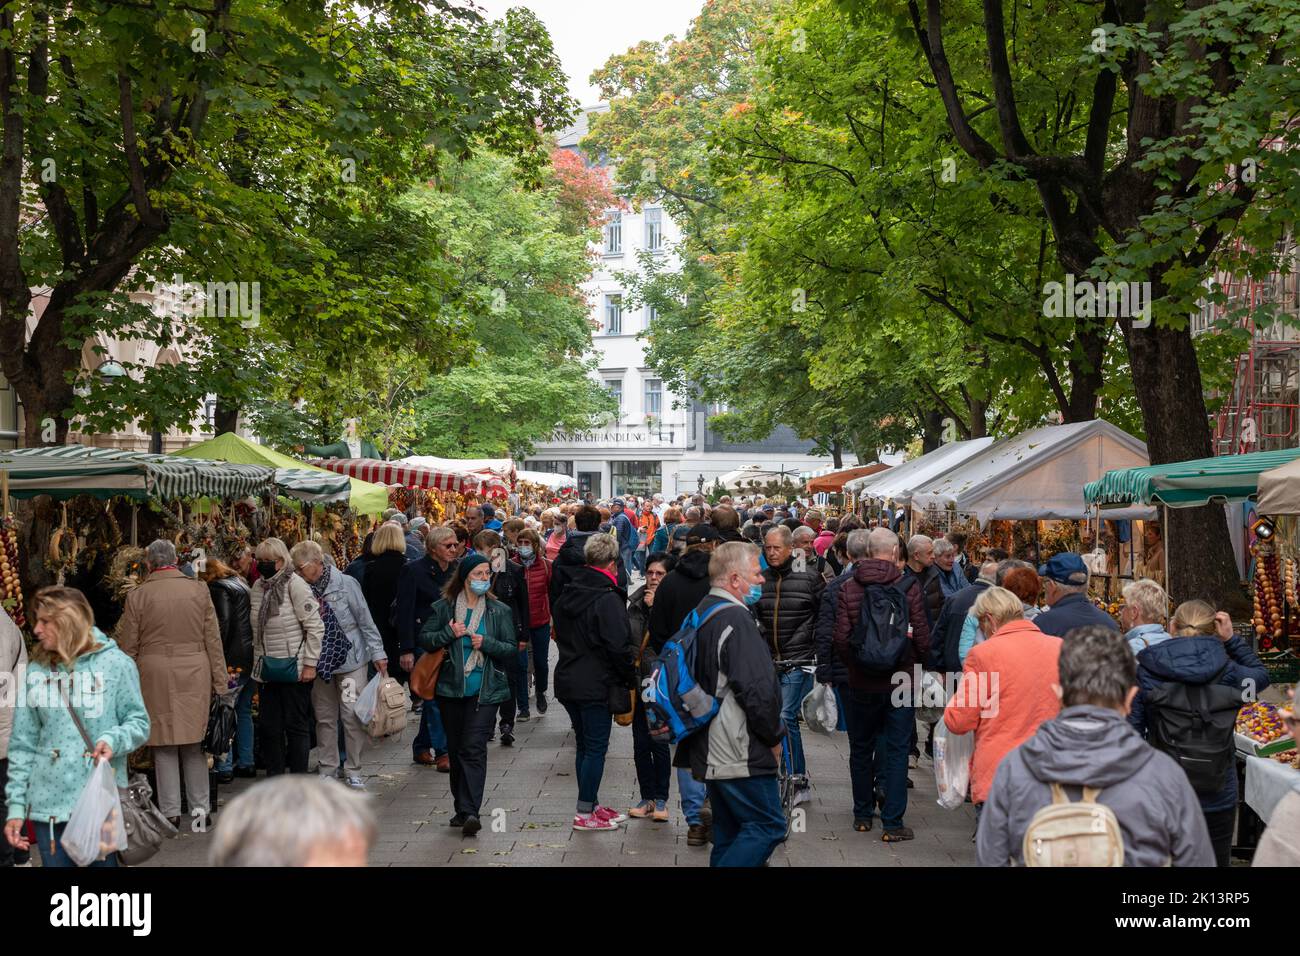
[594, 805, 627, 825]
[573, 813, 619, 832]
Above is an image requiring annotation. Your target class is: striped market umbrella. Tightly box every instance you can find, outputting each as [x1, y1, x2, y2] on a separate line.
[309, 457, 489, 496]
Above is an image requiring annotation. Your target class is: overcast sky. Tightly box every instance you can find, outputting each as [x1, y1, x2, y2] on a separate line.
[464, 0, 704, 106]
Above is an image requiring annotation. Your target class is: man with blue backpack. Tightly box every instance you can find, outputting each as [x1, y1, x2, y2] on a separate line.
[662, 541, 787, 867]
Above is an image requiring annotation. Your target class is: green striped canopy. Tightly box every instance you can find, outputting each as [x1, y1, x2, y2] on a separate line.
[0, 444, 274, 501]
[1083, 447, 1300, 508]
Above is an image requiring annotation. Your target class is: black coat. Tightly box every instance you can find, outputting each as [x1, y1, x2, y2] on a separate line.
[902, 563, 945, 628]
[647, 549, 714, 654]
[755, 558, 824, 662]
[491, 561, 529, 643]
[929, 579, 990, 673]
[361, 551, 407, 667]
[208, 575, 253, 673]
[549, 531, 628, 607]
[394, 555, 457, 653]
[550, 565, 636, 706]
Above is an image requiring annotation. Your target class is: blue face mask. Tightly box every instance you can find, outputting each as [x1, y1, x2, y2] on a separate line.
[744, 583, 763, 605]
[469, 579, 491, 596]
[518, 547, 535, 560]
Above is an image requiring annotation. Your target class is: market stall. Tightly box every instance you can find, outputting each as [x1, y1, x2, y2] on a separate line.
[804, 463, 890, 494]
[1234, 702, 1298, 857]
[845, 437, 995, 524]
[516, 469, 577, 496]
[308, 456, 508, 523]
[397, 455, 517, 486]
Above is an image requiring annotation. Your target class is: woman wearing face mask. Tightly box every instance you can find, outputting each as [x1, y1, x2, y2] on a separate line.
[511, 529, 553, 719]
[250, 537, 324, 776]
[417, 553, 519, 837]
[626, 551, 677, 821]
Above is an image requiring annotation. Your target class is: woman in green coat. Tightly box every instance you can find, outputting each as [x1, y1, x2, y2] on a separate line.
[418, 552, 517, 837]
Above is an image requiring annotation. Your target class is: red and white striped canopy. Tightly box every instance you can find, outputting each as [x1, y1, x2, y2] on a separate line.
[309, 458, 486, 495]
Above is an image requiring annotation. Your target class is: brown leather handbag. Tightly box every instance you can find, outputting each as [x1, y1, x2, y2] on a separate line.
[409, 648, 446, 700]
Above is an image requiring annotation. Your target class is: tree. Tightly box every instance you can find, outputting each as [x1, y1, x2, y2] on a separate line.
[0, 1, 574, 445]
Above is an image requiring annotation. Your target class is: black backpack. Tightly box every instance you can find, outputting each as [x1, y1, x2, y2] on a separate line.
[848, 581, 911, 674]
[1146, 665, 1243, 795]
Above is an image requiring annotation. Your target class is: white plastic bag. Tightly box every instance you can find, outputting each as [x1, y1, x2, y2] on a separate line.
[353, 672, 384, 726]
[932, 721, 974, 810]
[915, 670, 948, 725]
[62, 758, 126, 866]
[800, 682, 839, 735]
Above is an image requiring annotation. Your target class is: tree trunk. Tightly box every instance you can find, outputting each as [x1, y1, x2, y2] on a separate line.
[16, 315, 78, 446]
[921, 411, 944, 453]
[1125, 321, 1247, 611]
[967, 395, 988, 439]
[830, 439, 843, 469]
[213, 397, 240, 435]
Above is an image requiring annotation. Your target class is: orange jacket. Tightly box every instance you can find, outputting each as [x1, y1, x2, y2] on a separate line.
[638, 512, 659, 544]
[942, 618, 1061, 804]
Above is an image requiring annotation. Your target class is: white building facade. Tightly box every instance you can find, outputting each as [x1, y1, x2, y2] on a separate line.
[527, 107, 850, 499]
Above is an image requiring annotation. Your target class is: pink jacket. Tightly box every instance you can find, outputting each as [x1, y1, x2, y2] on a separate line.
[942, 619, 1061, 804]
[813, 528, 835, 556]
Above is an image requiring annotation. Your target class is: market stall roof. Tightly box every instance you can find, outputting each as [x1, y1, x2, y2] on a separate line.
[309, 457, 489, 496]
[1255, 456, 1300, 514]
[804, 464, 890, 494]
[516, 470, 577, 494]
[1084, 446, 1300, 509]
[0, 444, 273, 501]
[714, 464, 804, 490]
[175, 433, 390, 514]
[910, 419, 1150, 524]
[397, 455, 516, 485]
[844, 437, 996, 500]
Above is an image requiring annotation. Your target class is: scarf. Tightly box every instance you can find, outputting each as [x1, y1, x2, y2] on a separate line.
[308, 564, 352, 682]
[257, 566, 295, 640]
[454, 589, 487, 676]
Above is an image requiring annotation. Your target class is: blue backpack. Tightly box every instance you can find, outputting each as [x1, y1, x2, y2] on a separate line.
[642, 600, 732, 743]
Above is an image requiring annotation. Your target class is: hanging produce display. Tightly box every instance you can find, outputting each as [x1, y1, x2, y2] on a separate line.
[1252, 540, 1285, 651]
[1, 516, 26, 629]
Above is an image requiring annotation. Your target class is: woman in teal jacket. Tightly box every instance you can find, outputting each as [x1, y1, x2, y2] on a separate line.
[4, 587, 150, 868]
[418, 553, 517, 837]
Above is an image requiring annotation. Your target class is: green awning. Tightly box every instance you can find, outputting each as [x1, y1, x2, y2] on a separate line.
[1083, 447, 1300, 508]
[0, 444, 274, 501]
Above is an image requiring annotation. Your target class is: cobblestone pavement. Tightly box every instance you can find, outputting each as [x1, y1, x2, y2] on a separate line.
[144, 662, 978, 867]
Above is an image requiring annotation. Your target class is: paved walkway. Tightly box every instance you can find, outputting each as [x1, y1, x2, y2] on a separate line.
[145, 671, 977, 867]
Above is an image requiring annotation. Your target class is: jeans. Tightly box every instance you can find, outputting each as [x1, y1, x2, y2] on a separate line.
[779, 668, 814, 776]
[216, 674, 256, 773]
[438, 694, 497, 818]
[562, 700, 612, 814]
[0, 759, 30, 866]
[258, 680, 314, 775]
[842, 687, 913, 829]
[1204, 807, 1235, 867]
[632, 549, 647, 574]
[517, 624, 551, 711]
[497, 644, 521, 731]
[412, 649, 448, 757]
[678, 767, 707, 825]
[631, 696, 671, 803]
[33, 820, 119, 868]
[706, 777, 786, 867]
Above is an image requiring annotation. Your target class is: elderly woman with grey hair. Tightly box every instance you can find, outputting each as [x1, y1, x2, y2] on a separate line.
[932, 538, 969, 598]
[209, 776, 376, 866]
[250, 537, 323, 776]
[289, 540, 387, 789]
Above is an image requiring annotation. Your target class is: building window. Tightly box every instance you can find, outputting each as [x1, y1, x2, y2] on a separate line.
[604, 377, 623, 411]
[644, 378, 662, 416]
[604, 294, 623, 335]
[611, 460, 662, 499]
[644, 303, 659, 328]
[603, 210, 622, 255]
[645, 207, 663, 252]
[525, 460, 574, 475]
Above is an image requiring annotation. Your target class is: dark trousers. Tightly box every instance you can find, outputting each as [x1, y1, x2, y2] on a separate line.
[258, 680, 314, 775]
[519, 623, 551, 707]
[1203, 806, 1236, 867]
[439, 694, 496, 818]
[631, 696, 671, 803]
[562, 699, 612, 814]
[497, 646, 521, 731]
[706, 776, 786, 867]
[0, 759, 30, 866]
[842, 687, 913, 829]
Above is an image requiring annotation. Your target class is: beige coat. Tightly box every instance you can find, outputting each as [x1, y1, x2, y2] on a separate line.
[249, 572, 323, 680]
[116, 569, 227, 746]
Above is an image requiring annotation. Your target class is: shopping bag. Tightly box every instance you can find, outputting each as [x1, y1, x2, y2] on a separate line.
[800, 682, 839, 735]
[932, 721, 974, 811]
[62, 758, 127, 867]
[915, 670, 948, 725]
[352, 672, 384, 725]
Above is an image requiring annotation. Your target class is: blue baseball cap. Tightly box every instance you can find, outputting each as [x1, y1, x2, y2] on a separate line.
[1038, 552, 1089, 586]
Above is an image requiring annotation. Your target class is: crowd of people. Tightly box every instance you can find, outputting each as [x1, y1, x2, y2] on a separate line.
[1, 488, 1296, 868]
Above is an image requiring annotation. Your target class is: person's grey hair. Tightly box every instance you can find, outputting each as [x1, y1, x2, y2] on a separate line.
[1051, 577, 1089, 595]
[464, 505, 482, 517]
[792, 526, 816, 545]
[254, 537, 291, 565]
[764, 525, 793, 546]
[1121, 578, 1169, 625]
[1058, 625, 1137, 708]
[289, 539, 325, 568]
[208, 776, 377, 867]
[709, 541, 760, 584]
[145, 539, 178, 570]
[977, 560, 1000, 584]
[932, 538, 956, 558]
[907, 534, 934, 555]
[426, 526, 456, 550]
[861, 527, 895, 559]
[390, 511, 409, 526]
[584, 532, 619, 567]
[995, 558, 1034, 586]
[685, 507, 702, 522]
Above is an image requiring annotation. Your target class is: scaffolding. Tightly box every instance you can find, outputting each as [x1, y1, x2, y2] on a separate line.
[1197, 233, 1300, 455]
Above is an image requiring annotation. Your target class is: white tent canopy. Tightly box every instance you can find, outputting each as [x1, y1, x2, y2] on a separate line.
[516, 469, 577, 493]
[397, 455, 516, 483]
[909, 419, 1152, 525]
[846, 438, 996, 501]
[714, 464, 802, 490]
